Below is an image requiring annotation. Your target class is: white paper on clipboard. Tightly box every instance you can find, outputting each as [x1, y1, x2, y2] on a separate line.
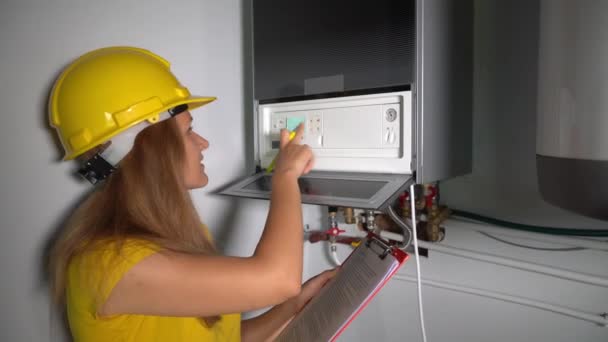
[276, 233, 409, 342]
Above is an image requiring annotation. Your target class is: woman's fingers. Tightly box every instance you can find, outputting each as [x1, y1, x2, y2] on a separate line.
[279, 123, 304, 149]
[302, 152, 315, 175]
[279, 128, 290, 149]
[291, 123, 305, 144]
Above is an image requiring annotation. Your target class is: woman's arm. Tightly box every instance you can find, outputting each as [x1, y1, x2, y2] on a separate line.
[100, 125, 315, 317]
[254, 123, 314, 287]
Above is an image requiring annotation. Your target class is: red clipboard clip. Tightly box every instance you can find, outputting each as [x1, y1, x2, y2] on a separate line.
[364, 232, 409, 263]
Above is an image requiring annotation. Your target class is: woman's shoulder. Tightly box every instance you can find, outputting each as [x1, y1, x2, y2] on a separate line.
[71, 237, 162, 275]
[68, 237, 164, 306]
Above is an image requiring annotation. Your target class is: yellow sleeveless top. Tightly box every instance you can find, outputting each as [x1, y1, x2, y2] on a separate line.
[66, 238, 241, 342]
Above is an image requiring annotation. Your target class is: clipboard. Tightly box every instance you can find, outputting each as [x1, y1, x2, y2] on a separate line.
[276, 233, 409, 342]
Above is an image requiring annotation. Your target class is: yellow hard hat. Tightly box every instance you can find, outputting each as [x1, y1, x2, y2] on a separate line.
[49, 46, 216, 160]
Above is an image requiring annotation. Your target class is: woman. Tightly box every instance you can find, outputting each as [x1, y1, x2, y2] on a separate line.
[48, 46, 336, 341]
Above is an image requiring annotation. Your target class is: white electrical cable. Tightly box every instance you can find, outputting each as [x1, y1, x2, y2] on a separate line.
[410, 184, 428, 342]
[392, 274, 608, 327]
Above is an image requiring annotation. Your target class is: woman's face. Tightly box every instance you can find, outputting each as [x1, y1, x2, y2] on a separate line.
[175, 112, 210, 189]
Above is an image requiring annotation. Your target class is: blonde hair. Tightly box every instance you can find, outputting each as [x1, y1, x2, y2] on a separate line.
[49, 117, 219, 325]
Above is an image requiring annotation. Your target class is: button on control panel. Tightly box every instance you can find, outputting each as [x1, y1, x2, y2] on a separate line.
[382, 105, 400, 146]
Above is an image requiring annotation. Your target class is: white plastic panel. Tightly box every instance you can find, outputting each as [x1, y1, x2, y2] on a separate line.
[258, 91, 412, 174]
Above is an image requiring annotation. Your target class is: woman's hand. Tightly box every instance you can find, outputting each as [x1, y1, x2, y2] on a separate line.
[273, 123, 315, 179]
[241, 268, 339, 342]
[288, 268, 339, 314]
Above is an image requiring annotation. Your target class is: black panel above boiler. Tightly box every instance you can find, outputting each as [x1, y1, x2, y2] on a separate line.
[252, 0, 416, 102]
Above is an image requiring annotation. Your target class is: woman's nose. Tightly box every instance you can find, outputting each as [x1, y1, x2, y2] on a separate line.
[199, 135, 209, 150]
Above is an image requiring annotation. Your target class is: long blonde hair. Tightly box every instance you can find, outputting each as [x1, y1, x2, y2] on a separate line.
[49, 117, 219, 324]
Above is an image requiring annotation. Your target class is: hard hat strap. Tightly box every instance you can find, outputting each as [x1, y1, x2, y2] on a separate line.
[77, 154, 115, 185]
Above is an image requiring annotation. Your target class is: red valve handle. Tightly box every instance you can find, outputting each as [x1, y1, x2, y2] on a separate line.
[326, 227, 346, 236]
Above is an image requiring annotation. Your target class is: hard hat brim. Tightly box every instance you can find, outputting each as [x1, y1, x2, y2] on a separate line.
[63, 95, 217, 160]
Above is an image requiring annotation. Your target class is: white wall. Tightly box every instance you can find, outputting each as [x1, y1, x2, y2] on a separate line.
[1, 0, 607, 342]
[0, 1, 252, 341]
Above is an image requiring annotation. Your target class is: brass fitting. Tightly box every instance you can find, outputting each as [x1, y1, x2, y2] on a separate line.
[343, 207, 356, 224]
